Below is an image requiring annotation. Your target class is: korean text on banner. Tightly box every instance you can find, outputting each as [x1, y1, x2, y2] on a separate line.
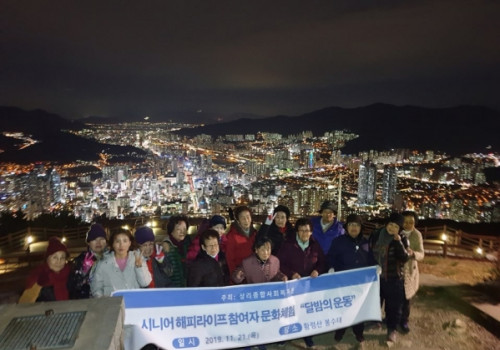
[113, 265, 381, 350]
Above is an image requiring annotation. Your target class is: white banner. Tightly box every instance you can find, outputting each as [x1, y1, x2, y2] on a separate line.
[113, 266, 380, 350]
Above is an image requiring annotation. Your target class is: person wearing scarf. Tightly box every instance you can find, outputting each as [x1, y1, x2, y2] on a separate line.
[187, 229, 229, 287]
[19, 236, 70, 303]
[162, 215, 191, 287]
[370, 213, 409, 344]
[278, 218, 326, 349]
[400, 211, 425, 333]
[327, 214, 376, 347]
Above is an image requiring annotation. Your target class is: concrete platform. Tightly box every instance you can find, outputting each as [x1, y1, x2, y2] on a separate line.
[0, 297, 125, 350]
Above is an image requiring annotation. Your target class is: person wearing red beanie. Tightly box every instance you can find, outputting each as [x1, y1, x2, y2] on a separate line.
[19, 237, 70, 303]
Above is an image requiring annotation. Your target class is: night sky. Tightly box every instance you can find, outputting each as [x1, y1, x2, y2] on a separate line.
[1, 0, 500, 121]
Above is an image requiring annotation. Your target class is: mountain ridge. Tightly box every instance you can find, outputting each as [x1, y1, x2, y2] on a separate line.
[1, 104, 499, 157]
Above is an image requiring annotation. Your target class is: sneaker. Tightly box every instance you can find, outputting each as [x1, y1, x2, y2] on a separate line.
[387, 330, 397, 343]
[400, 322, 410, 333]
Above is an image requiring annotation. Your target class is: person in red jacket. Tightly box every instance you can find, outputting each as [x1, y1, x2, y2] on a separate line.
[225, 205, 257, 277]
[19, 236, 70, 303]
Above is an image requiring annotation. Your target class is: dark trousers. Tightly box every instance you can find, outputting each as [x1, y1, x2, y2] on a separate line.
[401, 297, 411, 324]
[335, 322, 365, 340]
[380, 278, 405, 332]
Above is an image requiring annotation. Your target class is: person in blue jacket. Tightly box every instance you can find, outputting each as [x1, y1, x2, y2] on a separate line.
[311, 200, 345, 255]
[327, 214, 375, 347]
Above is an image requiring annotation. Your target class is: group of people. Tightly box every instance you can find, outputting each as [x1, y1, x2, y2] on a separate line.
[19, 201, 424, 349]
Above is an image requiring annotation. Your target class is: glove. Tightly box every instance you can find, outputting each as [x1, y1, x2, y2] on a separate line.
[376, 265, 382, 275]
[265, 213, 276, 225]
[154, 244, 165, 263]
[82, 251, 95, 275]
[37, 271, 51, 286]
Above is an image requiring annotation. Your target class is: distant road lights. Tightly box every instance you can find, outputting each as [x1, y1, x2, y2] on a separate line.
[475, 247, 483, 255]
[441, 233, 448, 242]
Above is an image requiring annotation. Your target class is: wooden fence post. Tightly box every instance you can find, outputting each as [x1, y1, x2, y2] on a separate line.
[443, 240, 447, 258]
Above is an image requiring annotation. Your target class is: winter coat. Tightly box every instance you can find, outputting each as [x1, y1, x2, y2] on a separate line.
[187, 250, 229, 287]
[232, 253, 286, 284]
[146, 248, 173, 288]
[256, 221, 295, 256]
[225, 222, 257, 276]
[327, 233, 376, 272]
[20, 263, 70, 303]
[311, 216, 345, 255]
[163, 234, 191, 287]
[401, 228, 425, 299]
[68, 249, 105, 299]
[370, 228, 409, 281]
[91, 250, 152, 297]
[277, 236, 326, 279]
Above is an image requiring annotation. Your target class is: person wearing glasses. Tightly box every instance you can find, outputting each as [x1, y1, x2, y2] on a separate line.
[187, 228, 229, 287]
[327, 214, 375, 347]
[277, 218, 326, 349]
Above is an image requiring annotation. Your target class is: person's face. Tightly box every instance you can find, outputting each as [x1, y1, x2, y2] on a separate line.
[297, 224, 312, 243]
[113, 233, 131, 257]
[211, 224, 225, 235]
[237, 211, 252, 230]
[403, 216, 415, 231]
[255, 242, 271, 261]
[140, 241, 155, 258]
[347, 222, 362, 238]
[386, 222, 401, 235]
[321, 209, 335, 224]
[202, 237, 220, 257]
[47, 251, 67, 273]
[171, 221, 187, 241]
[274, 211, 287, 228]
[88, 237, 107, 255]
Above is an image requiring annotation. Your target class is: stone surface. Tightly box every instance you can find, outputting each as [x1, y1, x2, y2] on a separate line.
[0, 297, 124, 350]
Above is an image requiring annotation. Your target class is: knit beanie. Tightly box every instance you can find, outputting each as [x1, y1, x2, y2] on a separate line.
[134, 226, 155, 245]
[387, 213, 404, 228]
[45, 236, 68, 258]
[273, 205, 290, 219]
[209, 215, 227, 229]
[345, 214, 363, 227]
[86, 223, 107, 242]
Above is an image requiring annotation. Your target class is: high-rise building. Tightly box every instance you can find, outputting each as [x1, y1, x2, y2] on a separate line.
[358, 162, 377, 205]
[382, 165, 397, 205]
